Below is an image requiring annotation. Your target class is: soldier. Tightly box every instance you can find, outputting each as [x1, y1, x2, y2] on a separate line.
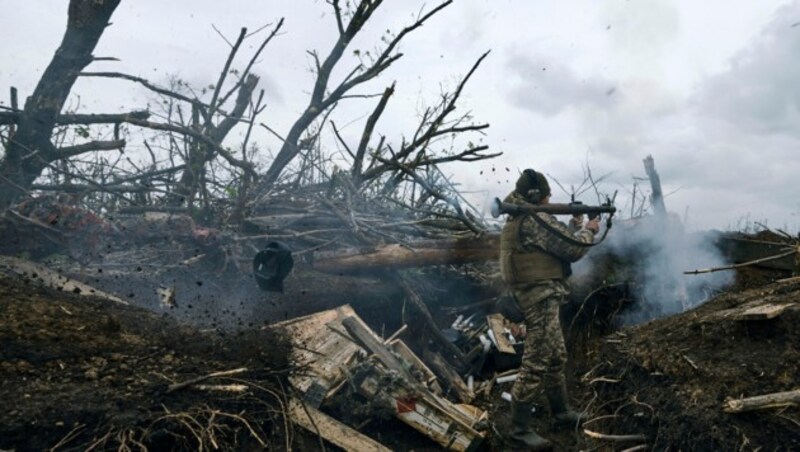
[499, 169, 600, 450]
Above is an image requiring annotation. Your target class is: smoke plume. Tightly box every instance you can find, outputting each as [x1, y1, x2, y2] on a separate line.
[573, 214, 733, 325]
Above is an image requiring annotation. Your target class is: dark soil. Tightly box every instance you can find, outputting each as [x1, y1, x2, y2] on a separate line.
[2, 255, 799, 451]
[0, 274, 298, 451]
[574, 279, 800, 451]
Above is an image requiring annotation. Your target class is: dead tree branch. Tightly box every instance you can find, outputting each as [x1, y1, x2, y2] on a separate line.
[0, 0, 122, 211]
[256, 0, 453, 194]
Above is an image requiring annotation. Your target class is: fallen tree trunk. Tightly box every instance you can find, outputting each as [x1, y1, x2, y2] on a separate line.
[723, 389, 800, 413]
[313, 233, 499, 273]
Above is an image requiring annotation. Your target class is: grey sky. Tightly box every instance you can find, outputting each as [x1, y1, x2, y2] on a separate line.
[1, 0, 798, 231]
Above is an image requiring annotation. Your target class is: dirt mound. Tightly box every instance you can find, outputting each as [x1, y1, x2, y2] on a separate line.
[0, 275, 296, 451]
[578, 279, 800, 450]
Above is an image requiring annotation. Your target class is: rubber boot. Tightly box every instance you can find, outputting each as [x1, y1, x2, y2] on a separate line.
[545, 380, 584, 430]
[510, 401, 552, 451]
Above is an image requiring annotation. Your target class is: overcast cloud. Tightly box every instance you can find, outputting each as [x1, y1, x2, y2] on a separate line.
[0, 0, 798, 231]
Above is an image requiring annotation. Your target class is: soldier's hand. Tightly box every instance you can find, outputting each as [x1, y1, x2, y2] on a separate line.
[585, 217, 601, 234]
[569, 214, 584, 229]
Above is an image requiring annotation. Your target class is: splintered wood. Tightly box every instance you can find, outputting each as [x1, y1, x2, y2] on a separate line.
[737, 303, 794, 320]
[272, 305, 486, 451]
[486, 313, 516, 354]
[724, 389, 800, 413]
[288, 398, 391, 452]
[0, 255, 127, 304]
[712, 298, 797, 322]
[270, 305, 363, 403]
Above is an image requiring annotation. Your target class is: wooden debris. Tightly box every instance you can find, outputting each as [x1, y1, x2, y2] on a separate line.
[271, 306, 364, 405]
[341, 316, 418, 384]
[620, 445, 649, 452]
[716, 236, 798, 272]
[723, 389, 800, 413]
[736, 303, 795, 320]
[685, 248, 797, 275]
[423, 349, 475, 403]
[383, 324, 408, 344]
[0, 255, 126, 304]
[486, 313, 516, 354]
[312, 234, 499, 273]
[356, 364, 485, 451]
[194, 384, 248, 393]
[272, 306, 486, 450]
[387, 339, 442, 394]
[288, 397, 391, 452]
[156, 285, 176, 309]
[584, 429, 646, 442]
[166, 368, 248, 393]
[712, 297, 796, 321]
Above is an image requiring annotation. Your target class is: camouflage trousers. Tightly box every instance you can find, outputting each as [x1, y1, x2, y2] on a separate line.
[510, 280, 569, 404]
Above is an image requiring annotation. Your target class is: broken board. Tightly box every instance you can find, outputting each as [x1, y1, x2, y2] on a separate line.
[288, 397, 391, 452]
[0, 255, 126, 304]
[737, 303, 796, 320]
[270, 305, 366, 405]
[486, 313, 516, 354]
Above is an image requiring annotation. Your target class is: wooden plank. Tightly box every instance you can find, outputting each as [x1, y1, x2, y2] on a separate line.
[341, 316, 417, 383]
[0, 255, 127, 304]
[423, 349, 474, 403]
[288, 397, 391, 452]
[270, 306, 362, 398]
[388, 339, 442, 394]
[737, 303, 795, 320]
[486, 314, 515, 354]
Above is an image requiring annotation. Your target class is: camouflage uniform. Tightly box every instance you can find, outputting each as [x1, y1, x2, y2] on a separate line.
[499, 192, 594, 405]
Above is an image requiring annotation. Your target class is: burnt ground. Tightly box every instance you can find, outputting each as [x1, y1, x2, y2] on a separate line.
[0, 274, 305, 451]
[1, 261, 799, 451]
[570, 276, 800, 451]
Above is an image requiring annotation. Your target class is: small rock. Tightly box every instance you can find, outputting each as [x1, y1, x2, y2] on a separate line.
[84, 368, 99, 380]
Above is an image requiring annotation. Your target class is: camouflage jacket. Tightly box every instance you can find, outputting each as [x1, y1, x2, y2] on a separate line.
[500, 193, 594, 288]
[503, 191, 595, 263]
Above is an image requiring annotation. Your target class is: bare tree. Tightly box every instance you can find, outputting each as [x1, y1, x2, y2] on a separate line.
[254, 0, 454, 196]
[80, 20, 283, 208]
[0, 0, 122, 211]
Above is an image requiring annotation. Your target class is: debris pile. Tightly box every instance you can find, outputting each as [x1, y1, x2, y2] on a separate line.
[273, 306, 486, 450]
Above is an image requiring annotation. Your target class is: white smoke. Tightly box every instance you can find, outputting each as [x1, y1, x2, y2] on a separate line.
[573, 213, 733, 325]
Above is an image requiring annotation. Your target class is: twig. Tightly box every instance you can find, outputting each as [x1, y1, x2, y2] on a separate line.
[194, 384, 249, 393]
[582, 414, 620, 427]
[583, 429, 646, 442]
[682, 354, 699, 370]
[620, 445, 649, 452]
[49, 423, 86, 451]
[684, 248, 797, 274]
[166, 367, 248, 393]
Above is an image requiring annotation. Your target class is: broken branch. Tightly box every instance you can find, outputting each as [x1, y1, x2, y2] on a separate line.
[724, 389, 800, 413]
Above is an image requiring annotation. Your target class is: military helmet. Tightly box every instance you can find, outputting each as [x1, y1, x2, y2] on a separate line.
[515, 169, 551, 202]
